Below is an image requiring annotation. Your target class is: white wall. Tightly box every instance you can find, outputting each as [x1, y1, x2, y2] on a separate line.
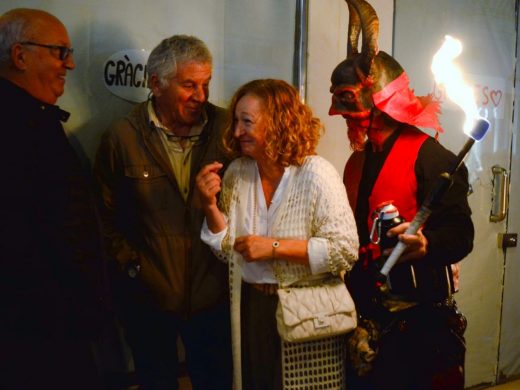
[0, 0, 295, 163]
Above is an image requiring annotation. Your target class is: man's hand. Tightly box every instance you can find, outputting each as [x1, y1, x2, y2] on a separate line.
[383, 222, 428, 262]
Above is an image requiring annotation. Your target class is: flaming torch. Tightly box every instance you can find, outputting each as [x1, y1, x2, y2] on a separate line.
[378, 35, 490, 283]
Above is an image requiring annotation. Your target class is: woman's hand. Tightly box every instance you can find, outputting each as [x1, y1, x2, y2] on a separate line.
[195, 162, 227, 233]
[195, 161, 223, 209]
[234, 235, 274, 262]
[384, 222, 428, 262]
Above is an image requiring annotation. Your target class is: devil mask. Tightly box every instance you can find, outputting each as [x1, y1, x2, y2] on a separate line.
[329, 0, 442, 146]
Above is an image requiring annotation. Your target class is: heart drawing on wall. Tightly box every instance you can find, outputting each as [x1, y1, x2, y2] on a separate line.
[489, 90, 502, 107]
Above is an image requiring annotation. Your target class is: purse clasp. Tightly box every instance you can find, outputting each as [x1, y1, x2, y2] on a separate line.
[313, 313, 331, 329]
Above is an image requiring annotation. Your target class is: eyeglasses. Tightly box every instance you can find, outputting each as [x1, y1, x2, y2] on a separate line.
[166, 133, 206, 146]
[150, 121, 208, 146]
[20, 41, 74, 61]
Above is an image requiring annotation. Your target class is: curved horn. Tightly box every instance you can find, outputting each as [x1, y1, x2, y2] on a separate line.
[346, 0, 379, 75]
[346, 2, 361, 58]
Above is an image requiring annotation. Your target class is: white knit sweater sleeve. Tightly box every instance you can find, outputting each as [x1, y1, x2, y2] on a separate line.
[200, 219, 228, 263]
[273, 156, 359, 283]
[308, 156, 359, 272]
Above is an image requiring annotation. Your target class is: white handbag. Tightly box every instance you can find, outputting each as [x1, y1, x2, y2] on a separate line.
[276, 280, 357, 342]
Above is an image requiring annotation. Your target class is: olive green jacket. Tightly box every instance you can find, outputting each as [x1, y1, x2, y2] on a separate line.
[94, 101, 229, 315]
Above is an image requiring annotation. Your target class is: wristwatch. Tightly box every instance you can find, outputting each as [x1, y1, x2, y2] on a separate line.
[272, 240, 280, 259]
[125, 261, 141, 279]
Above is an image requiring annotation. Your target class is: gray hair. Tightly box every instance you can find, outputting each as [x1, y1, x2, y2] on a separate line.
[0, 9, 31, 68]
[147, 35, 212, 89]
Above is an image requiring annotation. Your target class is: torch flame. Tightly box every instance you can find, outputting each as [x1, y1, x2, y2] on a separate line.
[431, 35, 479, 135]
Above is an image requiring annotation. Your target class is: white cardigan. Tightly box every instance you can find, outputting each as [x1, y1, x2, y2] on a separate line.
[209, 155, 359, 389]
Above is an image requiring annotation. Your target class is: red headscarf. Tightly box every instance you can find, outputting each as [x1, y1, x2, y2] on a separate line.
[373, 72, 443, 134]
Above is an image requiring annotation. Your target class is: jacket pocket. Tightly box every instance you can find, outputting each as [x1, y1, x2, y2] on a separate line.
[123, 165, 169, 212]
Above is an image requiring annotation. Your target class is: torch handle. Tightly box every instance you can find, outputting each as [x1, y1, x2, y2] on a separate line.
[379, 206, 433, 276]
[378, 172, 451, 278]
[453, 138, 475, 173]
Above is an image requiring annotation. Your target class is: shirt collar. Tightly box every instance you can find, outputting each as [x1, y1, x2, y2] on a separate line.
[147, 99, 207, 136]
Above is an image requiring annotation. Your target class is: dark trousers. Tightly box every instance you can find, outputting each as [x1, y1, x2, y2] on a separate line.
[1, 338, 103, 390]
[347, 302, 467, 390]
[241, 283, 282, 390]
[120, 301, 232, 390]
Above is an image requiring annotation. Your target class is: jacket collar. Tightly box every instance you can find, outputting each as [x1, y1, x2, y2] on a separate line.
[124, 100, 218, 202]
[0, 77, 70, 122]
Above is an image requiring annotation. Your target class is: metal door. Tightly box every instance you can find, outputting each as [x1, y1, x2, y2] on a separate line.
[394, 0, 518, 387]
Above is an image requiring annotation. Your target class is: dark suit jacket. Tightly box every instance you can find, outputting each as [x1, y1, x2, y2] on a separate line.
[0, 77, 109, 340]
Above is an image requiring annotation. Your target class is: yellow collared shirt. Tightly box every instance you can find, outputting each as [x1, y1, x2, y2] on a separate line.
[148, 101, 207, 201]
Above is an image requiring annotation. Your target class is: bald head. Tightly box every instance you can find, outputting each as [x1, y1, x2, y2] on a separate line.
[0, 9, 62, 67]
[0, 8, 74, 104]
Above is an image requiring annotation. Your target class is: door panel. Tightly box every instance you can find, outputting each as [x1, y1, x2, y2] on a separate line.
[394, 0, 517, 387]
[498, 3, 520, 381]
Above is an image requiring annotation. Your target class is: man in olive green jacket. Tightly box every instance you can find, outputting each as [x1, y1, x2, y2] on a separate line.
[94, 35, 231, 389]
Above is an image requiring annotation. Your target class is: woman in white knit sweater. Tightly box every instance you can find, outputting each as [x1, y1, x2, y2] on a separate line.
[196, 79, 359, 390]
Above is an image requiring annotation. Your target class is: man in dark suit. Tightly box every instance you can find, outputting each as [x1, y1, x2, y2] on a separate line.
[0, 8, 109, 389]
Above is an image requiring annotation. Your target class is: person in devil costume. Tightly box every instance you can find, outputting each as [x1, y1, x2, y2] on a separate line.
[329, 1, 474, 389]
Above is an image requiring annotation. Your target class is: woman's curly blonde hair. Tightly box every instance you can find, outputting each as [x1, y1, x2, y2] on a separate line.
[222, 79, 323, 167]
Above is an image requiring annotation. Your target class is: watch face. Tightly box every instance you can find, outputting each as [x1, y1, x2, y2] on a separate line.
[127, 263, 140, 278]
[128, 267, 138, 278]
